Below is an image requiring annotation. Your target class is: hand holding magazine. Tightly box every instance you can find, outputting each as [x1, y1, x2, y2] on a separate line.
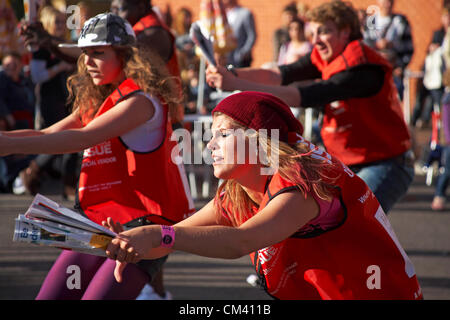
[13, 194, 117, 257]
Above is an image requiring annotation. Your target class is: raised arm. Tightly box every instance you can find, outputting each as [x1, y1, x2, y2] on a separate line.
[206, 64, 301, 107]
[0, 94, 154, 156]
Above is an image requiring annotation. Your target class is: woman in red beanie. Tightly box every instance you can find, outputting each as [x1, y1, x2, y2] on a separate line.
[105, 91, 422, 300]
[206, 1, 414, 216]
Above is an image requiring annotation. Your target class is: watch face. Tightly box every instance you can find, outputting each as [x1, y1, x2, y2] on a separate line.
[162, 234, 173, 245]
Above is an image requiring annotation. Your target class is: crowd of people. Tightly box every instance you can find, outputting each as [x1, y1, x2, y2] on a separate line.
[0, 0, 447, 300]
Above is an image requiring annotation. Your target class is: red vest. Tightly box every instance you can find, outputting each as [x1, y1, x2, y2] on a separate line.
[225, 137, 422, 299]
[78, 79, 194, 226]
[132, 11, 181, 79]
[310, 40, 411, 166]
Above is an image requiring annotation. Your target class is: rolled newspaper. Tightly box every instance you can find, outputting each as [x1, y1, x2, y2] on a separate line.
[14, 216, 111, 256]
[12, 194, 117, 257]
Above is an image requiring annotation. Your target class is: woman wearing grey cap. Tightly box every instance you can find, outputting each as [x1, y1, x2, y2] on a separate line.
[0, 13, 194, 299]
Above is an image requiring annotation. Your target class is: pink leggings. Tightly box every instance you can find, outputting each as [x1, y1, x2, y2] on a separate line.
[36, 250, 149, 300]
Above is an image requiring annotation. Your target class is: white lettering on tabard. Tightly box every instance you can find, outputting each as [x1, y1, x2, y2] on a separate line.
[358, 190, 371, 203]
[258, 246, 278, 265]
[83, 141, 113, 158]
[79, 181, 122, 193]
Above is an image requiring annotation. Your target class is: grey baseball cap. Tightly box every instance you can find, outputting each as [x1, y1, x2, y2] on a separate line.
[59, 13, 135, 48]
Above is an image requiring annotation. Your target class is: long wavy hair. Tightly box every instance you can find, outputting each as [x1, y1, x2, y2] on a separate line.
[213, 114, 341, 227]
[67, 44, 181, 121]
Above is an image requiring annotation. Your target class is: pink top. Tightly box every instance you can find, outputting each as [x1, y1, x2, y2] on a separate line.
[297, 195, 344, 235]
[278, 41, 313, 65]
[220, 189, 344, 236]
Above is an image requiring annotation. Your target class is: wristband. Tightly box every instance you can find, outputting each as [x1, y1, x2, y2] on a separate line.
[160, 225, 175, 248]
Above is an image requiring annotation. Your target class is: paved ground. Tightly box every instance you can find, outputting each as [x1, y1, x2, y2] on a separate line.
[0, 173, 449, 300]
[0, 126, 449, 300]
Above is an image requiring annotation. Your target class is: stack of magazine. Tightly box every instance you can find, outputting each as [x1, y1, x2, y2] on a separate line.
[13, 194, 117, 257]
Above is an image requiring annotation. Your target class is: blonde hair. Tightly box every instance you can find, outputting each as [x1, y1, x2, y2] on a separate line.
[67, 45, 181, 122]
[50, 0, 67, 12]
[213, 114, 340, 227]
[39, 5, 66, 37]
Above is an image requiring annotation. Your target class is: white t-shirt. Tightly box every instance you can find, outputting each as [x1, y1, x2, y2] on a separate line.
[120, 92, 165, 153]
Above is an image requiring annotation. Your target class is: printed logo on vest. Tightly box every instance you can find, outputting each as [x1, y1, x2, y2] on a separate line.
[83, 141, 113, 158]
[258, 246, 278, 265]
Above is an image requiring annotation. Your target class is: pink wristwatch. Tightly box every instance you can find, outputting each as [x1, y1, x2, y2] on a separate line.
[160, 225, 175, 248]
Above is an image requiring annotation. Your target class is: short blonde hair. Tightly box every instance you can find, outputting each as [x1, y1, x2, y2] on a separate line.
[39, 5, 66, 36]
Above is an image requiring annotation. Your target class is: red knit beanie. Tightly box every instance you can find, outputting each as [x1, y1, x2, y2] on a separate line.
[212, 91, 304, 143]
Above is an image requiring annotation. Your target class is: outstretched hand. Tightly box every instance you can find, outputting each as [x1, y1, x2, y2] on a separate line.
[205, 64, 236, 91]
[20, 21, 52, 50]
[102, 218, 131, 283]
[103, 218, 157, 283]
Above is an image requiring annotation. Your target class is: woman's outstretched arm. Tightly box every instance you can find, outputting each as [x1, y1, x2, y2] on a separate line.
[0, 94, 154, 156]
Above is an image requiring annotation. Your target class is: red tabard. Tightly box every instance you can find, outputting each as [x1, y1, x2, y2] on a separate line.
[132, 11, 181, 79]
[77, 78, 194, 226]
[226, 137, 422, 299]
[310, 40, 411, 166]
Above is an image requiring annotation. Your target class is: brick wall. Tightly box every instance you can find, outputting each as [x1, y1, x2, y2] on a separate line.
[153, 0, 444, 72]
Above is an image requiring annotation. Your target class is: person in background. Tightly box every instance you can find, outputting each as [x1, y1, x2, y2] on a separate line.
[21, 5, 78, 199]
[173, 7, 195, 59]
[411, 5, 449, 128]
[411, 41, 445, 128]
[222, 0, 256, 68]
[431, 69, 450, 211]
[0, 0, 23, 61]
[0, 52, 35, 193]
[363, 0, 414, 99]
[181, 61, 212, 115]
[272, 3, 297, 63]
[277, 17, 312, 65]
[173, 6, 197, 93]
[205, 1, 414, 215]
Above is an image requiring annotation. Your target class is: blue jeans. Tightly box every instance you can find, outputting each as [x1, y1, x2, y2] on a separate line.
[434, 145, 450, 197]
[350, 152, 415, 214]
